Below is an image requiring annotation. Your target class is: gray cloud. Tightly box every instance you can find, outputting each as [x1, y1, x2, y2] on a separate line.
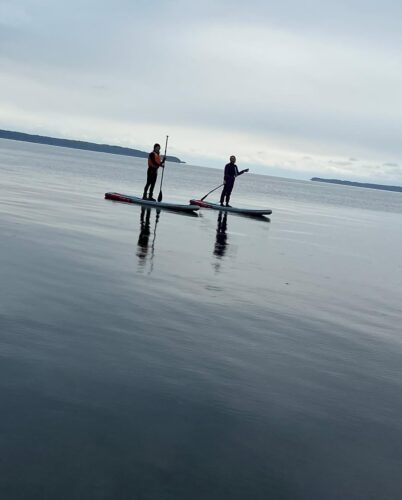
[382, 162, 399, 168]
[328, 160, 352, 166]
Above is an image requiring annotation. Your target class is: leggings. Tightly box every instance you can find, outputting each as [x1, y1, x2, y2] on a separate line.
[220, 177, 235, 204]
[144, 167, 158, 196]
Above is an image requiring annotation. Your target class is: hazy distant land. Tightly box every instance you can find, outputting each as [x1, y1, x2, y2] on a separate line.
[0, 129, 184, 163]
[311, 177, 402, 193]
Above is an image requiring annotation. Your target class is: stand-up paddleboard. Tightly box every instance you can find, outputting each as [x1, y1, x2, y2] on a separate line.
[190, 199, 272, 216]
[105, 192, 200, 213]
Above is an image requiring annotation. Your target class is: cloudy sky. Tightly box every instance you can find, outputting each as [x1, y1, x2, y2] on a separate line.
[1, 0, 402, 183]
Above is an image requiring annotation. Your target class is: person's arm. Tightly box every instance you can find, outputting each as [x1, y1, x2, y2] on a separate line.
[223, 164, 230, 181]
[238, 168, 249, 176]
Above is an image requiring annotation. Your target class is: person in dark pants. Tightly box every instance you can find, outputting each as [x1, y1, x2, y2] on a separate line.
[220, 155, 248, 207]
[143, 143, 165, 201]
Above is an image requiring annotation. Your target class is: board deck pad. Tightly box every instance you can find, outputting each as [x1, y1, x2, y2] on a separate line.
[190, 199, 272, 216]
[105, 192, 200, 212]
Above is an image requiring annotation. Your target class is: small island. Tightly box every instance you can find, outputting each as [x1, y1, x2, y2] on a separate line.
[0, 129, 185, 163]
[311, 177, 402, 193]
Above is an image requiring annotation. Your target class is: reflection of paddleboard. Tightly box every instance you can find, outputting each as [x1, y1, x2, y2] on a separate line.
[190, 199, 272, 216]
[105, 193, 200, 213]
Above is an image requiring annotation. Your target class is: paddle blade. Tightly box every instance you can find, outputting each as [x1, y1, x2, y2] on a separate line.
[157, 191, 163, 202]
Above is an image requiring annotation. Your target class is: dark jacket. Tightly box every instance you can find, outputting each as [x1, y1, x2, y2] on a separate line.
[224, 162, 239, 180]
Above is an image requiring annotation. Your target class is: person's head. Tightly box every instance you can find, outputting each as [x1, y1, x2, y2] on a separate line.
[153, 143, 161, 153]
[230, 155, 236, 163]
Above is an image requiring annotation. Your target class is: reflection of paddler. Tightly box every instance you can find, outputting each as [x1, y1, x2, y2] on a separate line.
[214, 211, 228, 258]
[137, 207, 151, 261]
[137, 207, 161, 272]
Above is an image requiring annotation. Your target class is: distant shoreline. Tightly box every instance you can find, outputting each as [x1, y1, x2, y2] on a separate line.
[0, 129, 185, 164]
[311, 177, 402, 193]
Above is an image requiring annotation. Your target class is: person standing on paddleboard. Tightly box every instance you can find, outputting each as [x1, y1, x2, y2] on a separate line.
[143, 143, 165, 201]
[220, 155, 248, 207]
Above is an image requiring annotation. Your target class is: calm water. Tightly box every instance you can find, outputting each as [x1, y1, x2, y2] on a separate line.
[1, 139, 402, 499]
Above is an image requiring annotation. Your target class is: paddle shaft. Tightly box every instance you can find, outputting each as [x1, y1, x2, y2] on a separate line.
[157, 136, 169, 202]
[201, 182, 224, 201]
[201, 169, 249, 201]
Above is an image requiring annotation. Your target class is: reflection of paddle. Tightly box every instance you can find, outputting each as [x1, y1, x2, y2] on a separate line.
[149, 209, 161, 273]
[157, 135, 169, 202]
[201, 169, 249, 201]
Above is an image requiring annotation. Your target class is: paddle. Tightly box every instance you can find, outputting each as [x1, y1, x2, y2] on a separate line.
[201, 168, 249, 201]
[157, 135, 169, 202]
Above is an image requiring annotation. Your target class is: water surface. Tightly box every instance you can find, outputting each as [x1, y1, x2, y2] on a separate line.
[1, 139, 402, 499]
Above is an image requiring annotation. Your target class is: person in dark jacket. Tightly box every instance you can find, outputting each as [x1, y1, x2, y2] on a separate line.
[220, 155, 248, 207]
[143, 143, 165, 201]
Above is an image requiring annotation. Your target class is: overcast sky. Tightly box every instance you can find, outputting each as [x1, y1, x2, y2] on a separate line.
[1, 0, 402, 183]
